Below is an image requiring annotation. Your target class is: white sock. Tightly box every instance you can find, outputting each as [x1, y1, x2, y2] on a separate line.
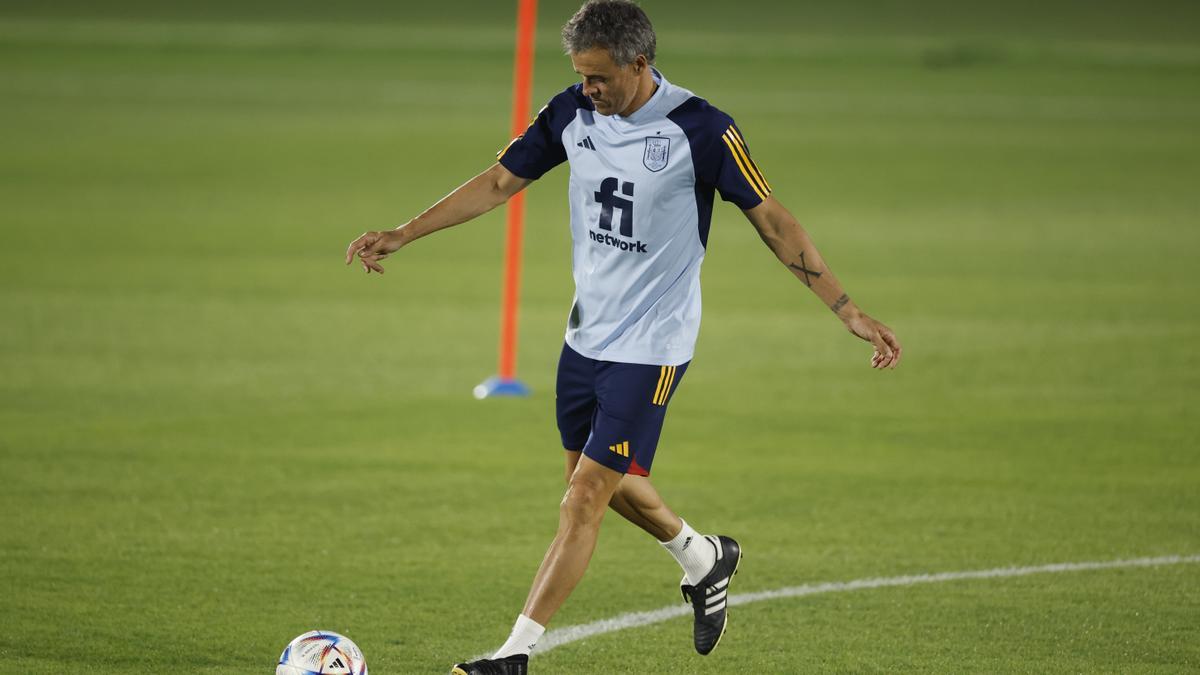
[491, 613, 545, 659]
[660, 519, 717, 586]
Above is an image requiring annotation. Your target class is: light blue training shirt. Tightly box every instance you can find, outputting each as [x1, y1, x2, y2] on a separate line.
[498, 69, 772, 366]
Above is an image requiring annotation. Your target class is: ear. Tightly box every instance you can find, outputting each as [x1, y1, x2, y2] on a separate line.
[633, 54, 649, 74]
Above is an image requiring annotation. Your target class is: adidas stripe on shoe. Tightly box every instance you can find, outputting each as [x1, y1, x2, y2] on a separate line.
[679, 535, 742, 655]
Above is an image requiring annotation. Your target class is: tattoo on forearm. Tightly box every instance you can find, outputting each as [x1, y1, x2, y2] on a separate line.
[830, 293, 850, 313]
[787, 251, 823, 287]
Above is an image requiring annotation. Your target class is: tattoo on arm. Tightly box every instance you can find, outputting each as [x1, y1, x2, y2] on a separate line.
[830, 293, 850, 313]
[787, 251, 823, 287]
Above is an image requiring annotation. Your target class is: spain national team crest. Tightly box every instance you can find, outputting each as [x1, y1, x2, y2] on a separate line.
[643, 136, 670, 172]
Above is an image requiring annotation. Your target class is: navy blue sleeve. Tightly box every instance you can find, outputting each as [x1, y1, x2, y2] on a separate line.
[669, 97, 772, 210]
[497, 85, 586, 181]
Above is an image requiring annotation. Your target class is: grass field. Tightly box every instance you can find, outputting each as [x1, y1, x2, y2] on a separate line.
[2, 1, 1199, 672]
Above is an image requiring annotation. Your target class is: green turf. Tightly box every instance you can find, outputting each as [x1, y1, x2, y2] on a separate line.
[2, 1, 1198, 672]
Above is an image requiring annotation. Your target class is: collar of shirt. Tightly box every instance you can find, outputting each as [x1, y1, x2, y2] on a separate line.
[612, 67, 667, 126]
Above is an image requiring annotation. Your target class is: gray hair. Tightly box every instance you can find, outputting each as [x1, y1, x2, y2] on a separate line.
[561, 0, 656, 66]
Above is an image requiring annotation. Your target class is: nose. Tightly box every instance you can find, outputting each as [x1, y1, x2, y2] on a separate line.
[582, 83, 600, 99]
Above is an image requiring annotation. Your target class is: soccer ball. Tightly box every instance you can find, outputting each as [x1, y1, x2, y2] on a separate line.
[276, 630, 367, 675]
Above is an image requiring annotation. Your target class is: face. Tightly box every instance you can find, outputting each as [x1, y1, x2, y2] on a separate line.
[570, 47, 646, 116]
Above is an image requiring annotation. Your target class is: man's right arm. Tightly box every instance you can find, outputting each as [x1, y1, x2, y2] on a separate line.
[345, 162, 531, 274]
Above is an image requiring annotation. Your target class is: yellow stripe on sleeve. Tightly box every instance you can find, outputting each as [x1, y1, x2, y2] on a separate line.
[721, 134, 767, 201]
[727, 126, 772, 192]
[497, 105, 548, 161]
[723, 130, 770, 200]
[496, 137, 519, 160]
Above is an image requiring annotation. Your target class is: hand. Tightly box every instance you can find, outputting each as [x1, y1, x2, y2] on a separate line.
[345, 229, 403, 274]
[843, 312, 902, 370]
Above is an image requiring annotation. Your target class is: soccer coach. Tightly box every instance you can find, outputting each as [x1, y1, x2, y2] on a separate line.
[345, 1, 902, 673]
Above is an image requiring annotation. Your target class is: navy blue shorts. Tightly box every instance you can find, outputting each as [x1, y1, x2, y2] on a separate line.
[555, 342, 689, 476]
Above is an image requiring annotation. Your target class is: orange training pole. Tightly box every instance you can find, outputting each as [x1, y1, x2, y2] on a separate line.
[476, 0, 537, 399]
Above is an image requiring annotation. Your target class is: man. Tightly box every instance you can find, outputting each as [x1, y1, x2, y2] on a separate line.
[346, 2, 902, 673]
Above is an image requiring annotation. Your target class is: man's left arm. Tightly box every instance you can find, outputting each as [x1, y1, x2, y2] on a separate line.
[742, 196, 902, 369]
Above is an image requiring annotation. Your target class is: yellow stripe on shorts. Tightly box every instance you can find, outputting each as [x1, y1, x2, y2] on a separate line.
[652, 366, 668, 405]
[654, 366, 677, 405]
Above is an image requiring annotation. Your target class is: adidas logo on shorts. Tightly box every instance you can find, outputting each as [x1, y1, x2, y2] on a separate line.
[609, 441, 630, 457]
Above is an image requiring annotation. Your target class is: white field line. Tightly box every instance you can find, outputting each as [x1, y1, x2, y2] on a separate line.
[529, 554, 1200, 656]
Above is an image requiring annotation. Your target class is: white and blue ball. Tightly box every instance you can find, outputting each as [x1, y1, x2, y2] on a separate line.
[276, 630, 367, 675]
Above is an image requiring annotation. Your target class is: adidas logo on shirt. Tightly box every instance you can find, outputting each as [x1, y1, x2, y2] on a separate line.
[577, 136, 596, 150]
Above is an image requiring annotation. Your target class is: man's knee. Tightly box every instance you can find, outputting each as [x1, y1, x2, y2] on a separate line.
[561, 470, 616, 526]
